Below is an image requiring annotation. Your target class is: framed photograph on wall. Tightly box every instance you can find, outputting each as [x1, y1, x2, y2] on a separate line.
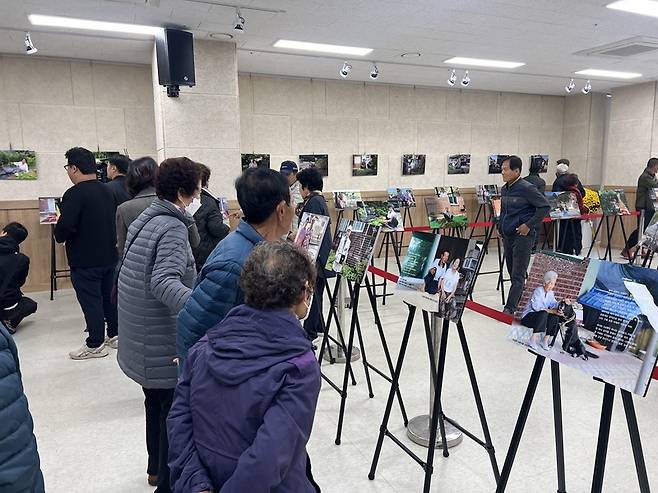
[299, 154, 329, 177]
[447, 154, 471, 175]
[352, 154, 378, 176]
[488, 154, 510, 174]
[0, 150, 37, 180]
[402, 154, 426, 175]
[530, 154, 549, 173]
[241, 154, 271, 171]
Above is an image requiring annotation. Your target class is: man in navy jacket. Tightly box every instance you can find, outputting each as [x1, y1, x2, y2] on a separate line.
[176, 167, 295, 360]
[499, 156, 550, 314]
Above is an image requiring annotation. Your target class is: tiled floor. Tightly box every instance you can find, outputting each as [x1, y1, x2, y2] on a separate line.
[13, 247, 658, 492]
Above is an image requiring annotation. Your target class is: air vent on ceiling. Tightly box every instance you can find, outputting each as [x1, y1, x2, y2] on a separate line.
[575, 37, 658, 58]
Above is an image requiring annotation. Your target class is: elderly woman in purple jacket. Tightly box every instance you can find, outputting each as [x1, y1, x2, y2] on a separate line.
[167, 240, 321, 493]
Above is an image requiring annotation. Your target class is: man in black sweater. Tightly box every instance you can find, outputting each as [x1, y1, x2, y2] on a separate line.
[55, 147, 118, 360]
[499, 156, 551, 314]
[105, 154, 131, 210]
[0, 222, 37, 333]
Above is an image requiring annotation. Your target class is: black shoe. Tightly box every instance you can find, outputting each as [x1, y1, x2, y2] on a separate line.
[502, 307, 514, 315]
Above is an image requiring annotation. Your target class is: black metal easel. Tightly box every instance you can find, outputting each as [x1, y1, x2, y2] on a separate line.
[49, 224, 70, 301]
[496, 353, 651, 493]
[586, 214, 630, 261]
[371, 231, 402, 306]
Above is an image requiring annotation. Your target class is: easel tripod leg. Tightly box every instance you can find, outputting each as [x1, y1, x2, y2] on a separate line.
[349, 282, 374, 398]
[551, 361, 567, 493]
[591, 383, 615, 493]
[620, 389, 651, 493]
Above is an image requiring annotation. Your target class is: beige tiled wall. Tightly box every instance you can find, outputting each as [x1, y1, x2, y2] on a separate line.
[239, 74, 566, 192]
[0, 55, 156, 200]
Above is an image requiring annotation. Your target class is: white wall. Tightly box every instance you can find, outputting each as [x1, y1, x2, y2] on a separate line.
[0, 55, 156, 200]
[239, 74, 566, 191]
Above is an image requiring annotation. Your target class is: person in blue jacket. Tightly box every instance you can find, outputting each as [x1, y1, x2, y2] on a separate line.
[0, 321, 45, 493]
[168, 241, 321, 493]
[176, 167, 295, 360]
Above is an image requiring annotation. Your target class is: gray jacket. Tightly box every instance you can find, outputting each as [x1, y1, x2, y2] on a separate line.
[117, 198, 197, 389]
[116, 186, 200, 255]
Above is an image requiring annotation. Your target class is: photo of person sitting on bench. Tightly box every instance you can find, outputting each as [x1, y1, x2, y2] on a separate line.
[520, 270, 574, 351]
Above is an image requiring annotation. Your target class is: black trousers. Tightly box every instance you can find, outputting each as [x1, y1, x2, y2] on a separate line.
[558, 219, 582, 256]
[503, 233, 533, 312]
[1, 296, 37, 330]
[626, 209, 654, 250]
[521, 311, 560, 336]
[304, 267, 326, 340]
[143, 387, 174, 493]
[70, 264, 117, 348]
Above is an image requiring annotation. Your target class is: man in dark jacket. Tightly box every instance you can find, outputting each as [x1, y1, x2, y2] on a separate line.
[0, 223, 37, 333]
[55, 147, 118, 360]
[192, 164, 230, 271]
[0, 321, 45, 492]
[551, 159, 586, 195]
[176, 167, 295, 360]
[623, 157, 658, 257]
[105, 154, 132, 210]
[499, 156, 551, 314]
[523, 160, 546, 194]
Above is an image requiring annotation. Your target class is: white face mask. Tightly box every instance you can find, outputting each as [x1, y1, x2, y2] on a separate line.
[185, 197, 202, 216]
[299, 294, 313, 322]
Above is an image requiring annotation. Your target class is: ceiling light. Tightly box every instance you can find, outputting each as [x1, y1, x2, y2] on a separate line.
[24, 32, 37, 55]
[400, 52, 421, 58]
[273, 39, 372, 56]
[444, 57, 525, 69]
[447, 69, 457, 87]
[461, 70, 470, 87]
[369, 63, 379, 80]
[607, 0, 658, 18]
[575, 69, 642, 79]
[565, 78, 576, 93]
[339, 62, 352, 78]
[28, 14, 161, 35]
[606, 93, 613, 98]
[582, 80, 592, 95]
[234, 8, 245, 31]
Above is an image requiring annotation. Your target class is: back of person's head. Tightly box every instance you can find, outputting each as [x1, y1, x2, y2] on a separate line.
[65, 147, 96, 174]
[505, 155, 523, 172]
[563, 173, 579, 188]
[107, 154, 131, 175]
[198, 163, 211, 188]
[647, 157, 658, 170]
[2, 222, 28, 244]
[235, 168, 290, 224]
[555, 163, 569, 175]
[556, 158, 570, 167]
[126, 156, 158, 197]
[529, 160, 543, 174]
[297, 167, 324, 192]
[155, 157, 202, 202]
[240, 241, 316, 310]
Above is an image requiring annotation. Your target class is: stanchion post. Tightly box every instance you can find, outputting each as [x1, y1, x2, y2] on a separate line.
[50, 224, 56, 301]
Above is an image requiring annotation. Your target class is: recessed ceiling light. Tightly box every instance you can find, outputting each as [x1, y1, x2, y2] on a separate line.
[575, 69, 642, 79]
[273, 39, 372, 56]
[209, 32, 234, 40]
[400, 52, 421, 58]
[607, 0, 658, 18]
[443, 57, 525, 69]
[28, 14, 162, 35]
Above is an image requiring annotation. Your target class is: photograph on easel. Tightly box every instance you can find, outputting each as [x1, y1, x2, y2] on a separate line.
[599, 189, 631, 216]
[530, 154, 549, 173]
[447, 154, 471, 175]
[387, 187, 416, 208]
[325, 219, 380, 283]
[639, 211, 658, 253]
[217, 197, 231, 227]
[508, 252, 658, 396]
[396, 232, 482, 322]
[545, 191, 581, 219]
[38, 197, 61, 225]
[241, 153, 270, 171]
[294, 212, 330, 262]
[476, 184, 499, 204]
[356, 200, 404, 232]
[352, 154, 378, 176]
[648, 188, 658, 210]
[333, 191, 362, 210]
[402, 154, 426, 175]
[425, 195, 469, 230]
[488, 154, 510, 174]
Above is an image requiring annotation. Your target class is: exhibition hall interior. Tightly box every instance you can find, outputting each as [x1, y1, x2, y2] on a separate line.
[3, 0, 658, 492]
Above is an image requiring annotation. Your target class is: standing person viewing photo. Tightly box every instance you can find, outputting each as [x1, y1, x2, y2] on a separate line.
[623, 158, 658, 259]
[117, 157, 202, 493]
[168, 241, 321, 493]
[176, 167, 295, 361]
[498, 156, 550, 314]
[105, 154, 132, 210]
[55, 147, 118, 360]
[281, 160, 303, 234]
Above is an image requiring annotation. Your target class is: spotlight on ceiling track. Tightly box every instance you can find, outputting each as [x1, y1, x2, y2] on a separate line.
[339, 62, 352, 79]
[447, 69, 457, 86]
[565, 78, 576, 93]
[582, 80, 592, 95]
[234, 8, 245, 31]
[461, 70, 470, 87]
[369, 63, 379, 80]
[24, 32, 37, 54]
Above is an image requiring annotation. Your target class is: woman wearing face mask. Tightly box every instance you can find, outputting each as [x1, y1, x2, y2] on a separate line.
[168, 241, 322, 493]
[117, 157, 202, 493]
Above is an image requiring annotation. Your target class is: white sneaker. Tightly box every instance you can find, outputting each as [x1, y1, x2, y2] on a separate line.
[105, 336, 119, 349]
[69, 344, 109, 360]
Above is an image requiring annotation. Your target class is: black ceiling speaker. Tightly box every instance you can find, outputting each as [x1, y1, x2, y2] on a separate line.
[156, 28, 195, 97]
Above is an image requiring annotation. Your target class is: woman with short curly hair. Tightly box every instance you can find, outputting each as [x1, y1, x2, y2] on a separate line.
[168, 241, 322, 493]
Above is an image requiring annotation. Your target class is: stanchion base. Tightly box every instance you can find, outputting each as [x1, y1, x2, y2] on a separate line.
[322, 344, 360, 363]
[406, 414, 463, 449]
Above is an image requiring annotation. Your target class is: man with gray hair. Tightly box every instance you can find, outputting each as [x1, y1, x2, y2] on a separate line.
[551, 159, 585, 195]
